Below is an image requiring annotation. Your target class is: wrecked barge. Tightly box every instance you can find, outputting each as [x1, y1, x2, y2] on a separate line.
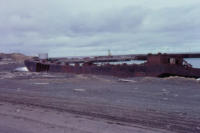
[24, 53, 200, 78]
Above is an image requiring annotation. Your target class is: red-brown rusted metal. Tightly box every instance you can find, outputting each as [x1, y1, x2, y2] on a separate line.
[24, 53, 200, 78]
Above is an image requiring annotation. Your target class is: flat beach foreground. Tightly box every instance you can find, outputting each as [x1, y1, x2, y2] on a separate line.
[0, 59, 200, 133]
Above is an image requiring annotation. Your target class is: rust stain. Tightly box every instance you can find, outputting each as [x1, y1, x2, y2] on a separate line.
[24, 53, 200, 78]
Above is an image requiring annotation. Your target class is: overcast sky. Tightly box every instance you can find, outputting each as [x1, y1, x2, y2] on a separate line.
[0, 0, 200, 57]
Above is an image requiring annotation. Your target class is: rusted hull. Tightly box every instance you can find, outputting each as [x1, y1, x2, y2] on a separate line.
[24, 60, 200, 78]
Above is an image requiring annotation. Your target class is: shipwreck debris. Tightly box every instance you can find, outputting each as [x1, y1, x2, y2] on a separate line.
[24, 53, 200, 78]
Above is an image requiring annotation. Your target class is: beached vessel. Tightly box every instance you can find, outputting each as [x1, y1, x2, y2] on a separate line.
[24, 53, 200, 78]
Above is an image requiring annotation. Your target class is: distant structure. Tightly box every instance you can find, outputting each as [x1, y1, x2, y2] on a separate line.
[38, 53, 48, 60]
[108, 49, 112, 56]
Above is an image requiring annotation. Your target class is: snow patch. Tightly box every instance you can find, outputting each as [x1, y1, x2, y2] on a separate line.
[14, 67, 29, 72]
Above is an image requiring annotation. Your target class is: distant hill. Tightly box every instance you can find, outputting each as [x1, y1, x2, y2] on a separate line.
[0, 53, 31, 62]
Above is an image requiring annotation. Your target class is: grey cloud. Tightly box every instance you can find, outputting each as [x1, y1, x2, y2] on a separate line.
[0, 0, 200, 56]
[68, 7, 147, 34]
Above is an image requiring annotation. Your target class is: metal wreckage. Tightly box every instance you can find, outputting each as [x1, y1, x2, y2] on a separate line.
[24, 53, 200, 78]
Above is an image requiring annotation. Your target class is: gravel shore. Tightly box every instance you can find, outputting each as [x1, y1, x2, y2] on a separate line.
[0, 58, 200, 133]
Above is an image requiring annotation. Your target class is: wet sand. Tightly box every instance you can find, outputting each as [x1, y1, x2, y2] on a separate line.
[0, 60, 200, 133]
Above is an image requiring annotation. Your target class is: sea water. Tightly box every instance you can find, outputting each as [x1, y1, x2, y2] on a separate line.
[109, 58, 200, 68]
[185, 58, 200, 68]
